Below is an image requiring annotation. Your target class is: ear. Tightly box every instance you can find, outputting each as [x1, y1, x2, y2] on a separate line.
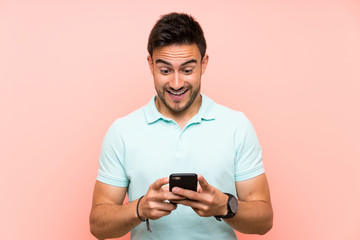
[201, 54, 209, 75]
[147, 55, 154, 75]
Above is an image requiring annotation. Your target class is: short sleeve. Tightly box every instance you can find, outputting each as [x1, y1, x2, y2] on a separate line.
[234, 114, 264, 181]
[96, 120, 129, 187]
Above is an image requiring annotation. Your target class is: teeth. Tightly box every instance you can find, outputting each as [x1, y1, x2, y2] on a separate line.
[169, 90, 186, 95]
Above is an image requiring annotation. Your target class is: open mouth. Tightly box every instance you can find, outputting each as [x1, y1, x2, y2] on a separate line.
[167, 89, 189, 100]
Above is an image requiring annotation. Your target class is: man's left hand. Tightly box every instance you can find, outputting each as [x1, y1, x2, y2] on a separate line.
[170, 174, 229, 217]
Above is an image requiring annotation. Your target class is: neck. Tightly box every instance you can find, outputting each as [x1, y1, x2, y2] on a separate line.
[156, 94, 202, 129]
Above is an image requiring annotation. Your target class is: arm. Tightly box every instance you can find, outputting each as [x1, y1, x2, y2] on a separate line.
[89, 181, 139, 239]
[171, 173, 273, 235]
[90, 178, 184, 239]
[224, 173, 273, 234]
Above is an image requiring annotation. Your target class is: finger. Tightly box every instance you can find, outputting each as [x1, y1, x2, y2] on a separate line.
[197, 185, 202, 193]
[143, 201, 177, 216]
[150, 177, 169, 191]
[151, 201, 177, 212]
[142, 204, 175, 220]
[173, 199, 205, 210]
[172, 187, 199, 200]
[148, 189, 185, 202]
[160, 190, 187, 201]
[198, 174, 211, 191]
[161, 186, 185, 200]
[147, 209, 174, 220]
[166, 193, 186, 202]
[157, 187, 187, 201]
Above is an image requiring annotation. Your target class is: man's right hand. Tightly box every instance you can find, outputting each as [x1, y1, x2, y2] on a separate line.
[138, 177, 185, 220]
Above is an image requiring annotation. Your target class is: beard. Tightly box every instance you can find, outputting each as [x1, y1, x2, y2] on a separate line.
[156, 83, 201, 113]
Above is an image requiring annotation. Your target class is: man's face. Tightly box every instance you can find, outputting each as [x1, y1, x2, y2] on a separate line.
[147, 43, 208, 115]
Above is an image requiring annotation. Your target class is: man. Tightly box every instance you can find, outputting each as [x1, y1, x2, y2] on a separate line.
[90, 12, 273, 240]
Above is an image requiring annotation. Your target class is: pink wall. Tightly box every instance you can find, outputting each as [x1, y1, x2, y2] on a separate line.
[1, 0, 359, 239]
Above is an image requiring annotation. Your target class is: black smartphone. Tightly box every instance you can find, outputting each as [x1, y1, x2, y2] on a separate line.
[169, 173, 198, 192]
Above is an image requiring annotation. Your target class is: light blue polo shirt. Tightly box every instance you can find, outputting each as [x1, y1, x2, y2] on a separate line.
[97, 94, 264, 240]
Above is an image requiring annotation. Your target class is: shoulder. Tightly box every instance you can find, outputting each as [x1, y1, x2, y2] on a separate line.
[116, 107, 145, 124]
[212, 101, 251, 128]
[108, 106, 147, 134]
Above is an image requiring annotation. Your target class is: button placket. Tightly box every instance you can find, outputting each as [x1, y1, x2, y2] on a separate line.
[175, 126, 186, 153]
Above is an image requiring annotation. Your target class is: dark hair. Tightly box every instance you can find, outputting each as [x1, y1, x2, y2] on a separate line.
[147, 12, 207, 59]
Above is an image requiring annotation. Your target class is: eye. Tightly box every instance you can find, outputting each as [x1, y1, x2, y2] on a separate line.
[182, 68, 193, 74]
[160, 69, 171, 75]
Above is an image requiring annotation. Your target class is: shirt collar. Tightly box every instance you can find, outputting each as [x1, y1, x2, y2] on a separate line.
[143, 94, 216, 124]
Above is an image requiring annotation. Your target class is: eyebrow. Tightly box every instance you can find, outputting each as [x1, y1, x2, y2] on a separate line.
[155, 59, 197, 67]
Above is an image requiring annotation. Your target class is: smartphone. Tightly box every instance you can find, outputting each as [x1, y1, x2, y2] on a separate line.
[169, 173, 198, 192]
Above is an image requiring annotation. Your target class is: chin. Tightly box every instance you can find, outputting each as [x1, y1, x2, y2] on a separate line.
[167, 103, 189, 113]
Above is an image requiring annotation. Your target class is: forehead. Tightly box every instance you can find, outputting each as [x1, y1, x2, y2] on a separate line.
[152, 44, 201, 64]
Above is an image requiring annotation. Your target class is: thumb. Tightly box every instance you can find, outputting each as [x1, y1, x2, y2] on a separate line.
[150, 177, 169, 191]
[198, 174, 211, 191]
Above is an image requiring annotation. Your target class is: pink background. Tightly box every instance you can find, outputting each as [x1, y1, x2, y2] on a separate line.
[1, 0, 360, 239]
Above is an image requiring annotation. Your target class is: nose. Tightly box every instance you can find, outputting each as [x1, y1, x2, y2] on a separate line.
[169, 71, 184, 90]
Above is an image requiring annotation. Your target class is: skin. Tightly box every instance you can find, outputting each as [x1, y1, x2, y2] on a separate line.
[147, 43, 209, 129]
[172, 174, 273, 235]
[89, 44, 273, 239]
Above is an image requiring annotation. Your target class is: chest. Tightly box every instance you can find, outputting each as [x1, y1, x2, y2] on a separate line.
[122, 122, 236, 198]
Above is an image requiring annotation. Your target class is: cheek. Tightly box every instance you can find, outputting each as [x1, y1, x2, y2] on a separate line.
[184, 73, 201, 85]
[153, 75, 168, 88]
